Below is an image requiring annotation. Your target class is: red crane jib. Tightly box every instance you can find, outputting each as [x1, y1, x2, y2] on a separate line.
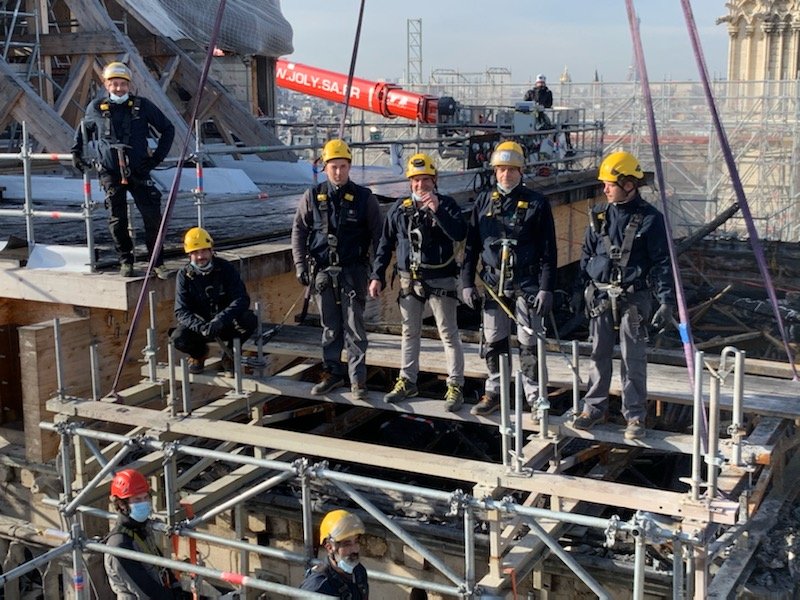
[276, 59, 439, 123]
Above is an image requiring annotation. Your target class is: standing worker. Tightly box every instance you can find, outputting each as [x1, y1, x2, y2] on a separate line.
[71, 61, 174, 278]
[171, 227, 258, 375]
[461, 141, 557, 416]
[369, 153, 467, 411]
[104, 468, 181, 599]
[292, 139, 382, 400]
[300, 509, 369, 599]
[524, 74, 554, 108]
[573, 151, 675, 440]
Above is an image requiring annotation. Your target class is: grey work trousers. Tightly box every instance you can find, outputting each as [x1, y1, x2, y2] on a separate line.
[483, 295, 545, 401]
[397, 274, 464, 385]
[581, 289, 652, 422]
[314, 263, 369, 386]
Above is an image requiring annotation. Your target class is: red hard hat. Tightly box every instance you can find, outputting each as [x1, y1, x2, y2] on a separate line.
[110, 469, 149, 499]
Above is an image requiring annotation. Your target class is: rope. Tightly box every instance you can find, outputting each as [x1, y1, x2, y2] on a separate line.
[337, 0, 367, 139]
[111, 0, 229, 394]
[679, 0, 798, 381]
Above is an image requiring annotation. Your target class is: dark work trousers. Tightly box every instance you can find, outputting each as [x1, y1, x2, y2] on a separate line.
[170, 311, 258, 360]
[581, 289, 652, 422]
[100, 172, 163, 266]
[482, 294, 545, 402]
[314, 263, 369, 386]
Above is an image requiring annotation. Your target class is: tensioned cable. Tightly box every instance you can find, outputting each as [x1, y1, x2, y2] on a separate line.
[625, 0, 701, 438]
[680, 0, 798, 381]
[337, 0, 367, 139]
[111, 0, 228, 394]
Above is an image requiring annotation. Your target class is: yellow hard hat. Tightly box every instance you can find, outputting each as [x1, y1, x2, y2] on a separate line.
[322, 139, 352, 163]
[319, 509, 365, 544]
[597, 151, 643, 183]
[490, 141, 525, 168]
[405, 153, 436, 178]
[103, 61, 132, 82]
[183, 227, 213, 253]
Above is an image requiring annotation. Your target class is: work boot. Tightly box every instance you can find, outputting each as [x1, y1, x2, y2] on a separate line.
[187, 356, 205, 375]
[310, 372, 345, 396]
[119, 263, 134, 277]
[470, 394, 500, 416]
[624, 418, 646, 440]
[573, 412, 606, 431]
[383, 376, 418, 404]
[351, 384, 368, 401]
[443, 383, 464, 412]
[154, 265, 171, 280]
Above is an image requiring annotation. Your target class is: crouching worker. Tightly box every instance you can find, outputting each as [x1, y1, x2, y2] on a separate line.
[369, 153, 467, 411]
[300, 509, 369, 599]
[171, 227, 258, 374]
[105, 468, 181, 599]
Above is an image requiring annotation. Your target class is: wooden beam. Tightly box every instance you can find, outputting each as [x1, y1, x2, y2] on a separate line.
[37, 31, 123, 56]
[45, 397, 739, 524]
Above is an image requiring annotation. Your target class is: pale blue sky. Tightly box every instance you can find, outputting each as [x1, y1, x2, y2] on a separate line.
[280, 1, 729, 84]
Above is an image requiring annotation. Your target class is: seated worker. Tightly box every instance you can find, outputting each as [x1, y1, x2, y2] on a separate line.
[171, 226, 258, 374]
[524, 74, 554, 108]
[300, 509, 369, 599]
[105, 469, 181, 599]
[369, 153, 467, 411]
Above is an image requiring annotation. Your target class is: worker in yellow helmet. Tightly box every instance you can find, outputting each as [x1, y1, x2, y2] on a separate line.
[573, 151, 675, 440]
[170, 227, 258, 375]
[291, 139, 382, 400]
[300, 509, 368, 598]
[71, 61, 175, 278]
[460, 140, 557, 417]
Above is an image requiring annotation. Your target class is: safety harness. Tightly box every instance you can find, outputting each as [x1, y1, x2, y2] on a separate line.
[398, 197, 456, 302]
[99, 96, 142, 145]
[483, 190, 530, 296]
[314, 189, 357, 305]
[108, 522, 172, 590]
[585, 206, 645, 326]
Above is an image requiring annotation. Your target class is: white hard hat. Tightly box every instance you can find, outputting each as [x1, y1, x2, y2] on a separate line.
[536, 74, 546, 83]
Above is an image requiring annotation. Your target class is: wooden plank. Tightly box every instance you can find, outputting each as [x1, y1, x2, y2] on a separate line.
[38, 31, 122, 56]
[45, 397, 739, 524]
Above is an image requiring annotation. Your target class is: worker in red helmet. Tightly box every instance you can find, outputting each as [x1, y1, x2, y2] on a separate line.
[104, 469, 181, 599]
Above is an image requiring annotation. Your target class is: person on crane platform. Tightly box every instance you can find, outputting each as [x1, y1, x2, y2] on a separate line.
[292, 139, 382, 400]
[460, 141, 557, 416]
[524, 74, 553, 108]
[300, 509, 369, 599]
[104, 468, 182, 599]
[573, 150, 675, 440]
[171, 227, 258, 375]
[369, 153, 468, 411]
[71, 61, 175, 279]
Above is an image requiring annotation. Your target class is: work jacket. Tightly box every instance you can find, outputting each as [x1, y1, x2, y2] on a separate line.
[580, 194, 675, 304]
[461, 183, 557, 296]
[292, 180, 382, 271]
[371, 192, 466, 287]
[174, 257, 252, 334]
[72, 95, 174, 177]
[104, 516, 175, 600]
[524, 86, 553, 108]
[299, 562, 369, 599]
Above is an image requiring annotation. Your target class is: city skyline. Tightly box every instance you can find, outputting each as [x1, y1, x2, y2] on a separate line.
[280, 1, 729, 84]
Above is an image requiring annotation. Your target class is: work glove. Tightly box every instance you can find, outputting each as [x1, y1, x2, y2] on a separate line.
[201, 318, 224, 339]
[462, 287, 480, 310]
[651, 303, 675, 331]
[569, 289, 585, 316]
[296, 265, 310, 287]
[532, 290, 553, 316]
[71, 152, 89, 173]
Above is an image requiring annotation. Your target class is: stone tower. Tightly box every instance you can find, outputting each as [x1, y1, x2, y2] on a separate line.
[720, 0, 800, 80]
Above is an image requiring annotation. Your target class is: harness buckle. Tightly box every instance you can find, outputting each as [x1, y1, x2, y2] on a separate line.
[608, 245, 622, 260]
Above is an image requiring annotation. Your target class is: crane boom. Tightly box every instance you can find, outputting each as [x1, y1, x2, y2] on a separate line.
[275, 59, 445, 123]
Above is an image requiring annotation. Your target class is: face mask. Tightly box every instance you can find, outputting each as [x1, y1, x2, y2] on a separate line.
[496, 183, 513, 195]
[411, 192, 423, 203]
[190, 258, 213, 273]
[336, 556, 359, 574]
[109, 92, 129, 104]
[129, 500, 151, 523]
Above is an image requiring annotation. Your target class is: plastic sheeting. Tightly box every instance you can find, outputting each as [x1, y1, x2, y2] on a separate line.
[131, 0, 293, 57]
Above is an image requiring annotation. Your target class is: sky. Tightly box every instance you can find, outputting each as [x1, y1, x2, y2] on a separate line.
[279, 1, 729, 84]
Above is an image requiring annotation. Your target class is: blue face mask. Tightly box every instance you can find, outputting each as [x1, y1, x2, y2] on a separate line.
[109, 92, 129, 104]
[337, 557, 359, 574]
[129, 500, 151, 523]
